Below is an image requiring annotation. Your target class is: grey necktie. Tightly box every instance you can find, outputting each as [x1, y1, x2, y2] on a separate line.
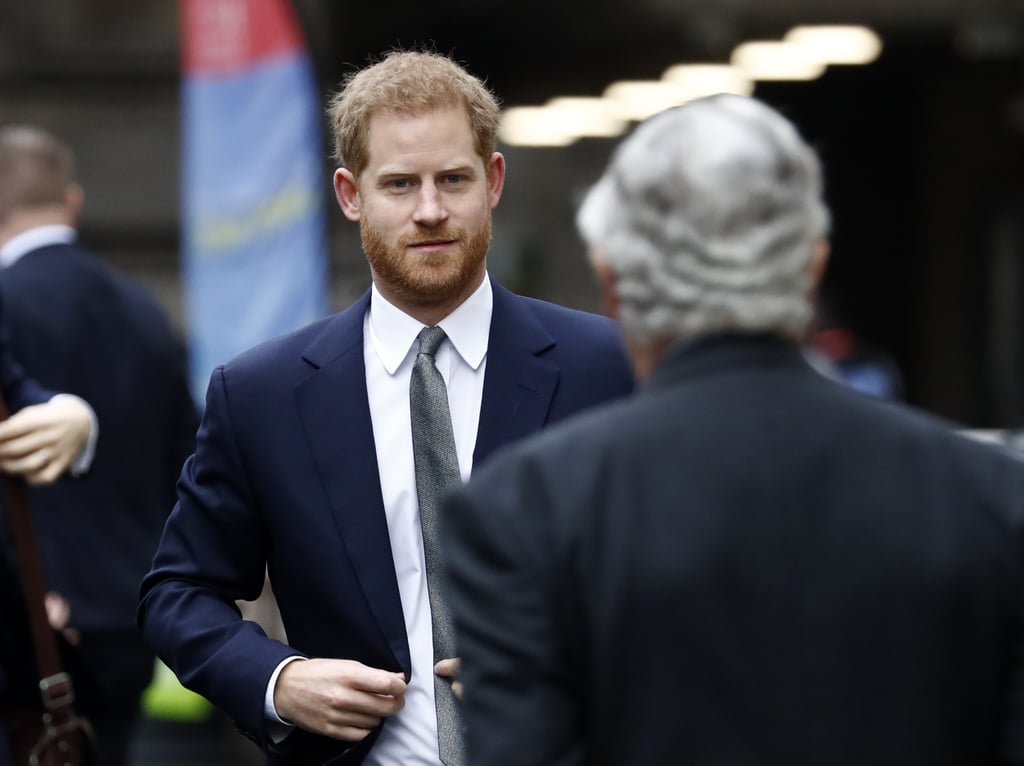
[410, 325, 464, 766]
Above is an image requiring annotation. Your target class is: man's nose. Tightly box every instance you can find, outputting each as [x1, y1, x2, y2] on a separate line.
[412, 184, 448, 227]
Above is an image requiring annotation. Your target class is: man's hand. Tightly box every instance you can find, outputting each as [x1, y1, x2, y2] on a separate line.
[435, 657, 462, 700]
[45, 591, 80, 646]
[274, 658, 407, 742]
[0, 395, 91, 485]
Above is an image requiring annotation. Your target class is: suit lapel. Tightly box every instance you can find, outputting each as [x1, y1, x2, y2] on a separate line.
[294, 292, 408, 669]
[474, 282, 560, 467]
[289, 283, 566, 663]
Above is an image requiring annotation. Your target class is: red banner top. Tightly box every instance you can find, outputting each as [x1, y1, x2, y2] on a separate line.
[181, 0, 306, 75]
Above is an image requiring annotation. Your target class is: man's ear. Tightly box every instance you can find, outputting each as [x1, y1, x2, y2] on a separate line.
[334, 168, 361, 222]
[808, 238, 830, 294]
[65, 183, 84, 225]
[590, 247, 620, 321]
[486, 152, 506, 209]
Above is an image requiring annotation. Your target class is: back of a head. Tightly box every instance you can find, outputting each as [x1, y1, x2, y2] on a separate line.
[577, 94, 830, 348]
[0, 125, 75, 220]
[326, 49, 502, 177]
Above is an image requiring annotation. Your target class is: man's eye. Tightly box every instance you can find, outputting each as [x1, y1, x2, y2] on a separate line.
[443, 174, 464, 184]
[390, 179, 409, 189]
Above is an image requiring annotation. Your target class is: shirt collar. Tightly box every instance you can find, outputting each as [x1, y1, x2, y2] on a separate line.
[0, 225, 76, 268]
[368, 275, 493, 375]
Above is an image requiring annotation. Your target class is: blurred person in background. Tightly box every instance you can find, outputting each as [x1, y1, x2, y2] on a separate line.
[0, 125, 200, 766]
[0, 303, 96, 761]
[138, 48, 632, 766]
[805, 294, 904, 399]
[442, 94, 1024, 766]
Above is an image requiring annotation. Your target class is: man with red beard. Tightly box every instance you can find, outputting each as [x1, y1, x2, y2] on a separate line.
[139, 49, 633, 766]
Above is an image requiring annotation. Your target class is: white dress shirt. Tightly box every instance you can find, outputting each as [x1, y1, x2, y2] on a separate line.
[0, 223, 98, 474]
[265, 276, 491, 765]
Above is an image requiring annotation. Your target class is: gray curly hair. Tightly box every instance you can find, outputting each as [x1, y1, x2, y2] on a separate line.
[576, 94, 830, 347]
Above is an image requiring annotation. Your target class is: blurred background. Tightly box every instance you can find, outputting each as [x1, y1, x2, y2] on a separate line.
[2, 2, 1023, 763]
[2, 0, 1024, 425]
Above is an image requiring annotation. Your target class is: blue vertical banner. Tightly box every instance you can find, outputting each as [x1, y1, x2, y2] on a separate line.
[180, 0, 328, 402]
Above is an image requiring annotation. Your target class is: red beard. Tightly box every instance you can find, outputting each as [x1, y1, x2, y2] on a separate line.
[361, 215, 491, 308]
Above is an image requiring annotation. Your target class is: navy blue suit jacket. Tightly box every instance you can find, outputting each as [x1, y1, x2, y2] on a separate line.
[0, 293, 50, 413]
[139, 280, 633, 764]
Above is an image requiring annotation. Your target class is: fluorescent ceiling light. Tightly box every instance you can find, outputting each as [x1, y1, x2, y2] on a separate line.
[499, 98, 629, 146]
[660, 64, 754, 97]
[501, 28, 880, 149]
[731, 40, 826, 81]
[499, 106, 580, 147]
[784, 25, 883, 65]
[602, 80, 700, 121]
[545, 97, 629, 138]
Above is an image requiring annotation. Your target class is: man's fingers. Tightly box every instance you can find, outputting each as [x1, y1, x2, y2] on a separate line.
[434, 657, 460, 679]
[331, 710, 387, 731]
[355, 669, 408, 698]
[0, 435, 72, 483]
[435, 658, 462, 699]
[25, 457, 67, 486]
[45, 592, 71, 630]
[320, 694, 404, 741]
[0, 444, 52, 477]
[331, 725, 376, 742]
[0, 429, 51, 460]
[0, 410, 38, 441]
[0, 401, 55, 441]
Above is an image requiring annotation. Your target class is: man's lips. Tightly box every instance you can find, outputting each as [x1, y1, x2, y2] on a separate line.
[408, 239, 456, 253]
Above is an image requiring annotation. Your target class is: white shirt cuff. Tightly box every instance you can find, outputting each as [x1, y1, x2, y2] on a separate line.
[51, 394, 98, 475]
[264, 655, 305, 743]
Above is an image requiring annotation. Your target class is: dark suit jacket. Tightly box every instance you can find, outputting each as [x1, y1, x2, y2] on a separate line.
[0, 293, 50, 413]
[0, 241, 199, 703]
[443, 333, 1024, 766]
[138, 279, 633, 764]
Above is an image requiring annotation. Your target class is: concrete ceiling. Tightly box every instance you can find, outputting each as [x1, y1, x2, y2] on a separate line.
[2, 2, 1020, 104]
[318, 0, 1024, 105]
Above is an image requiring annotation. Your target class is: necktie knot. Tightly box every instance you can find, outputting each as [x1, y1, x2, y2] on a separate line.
[418, 326, 447, 358]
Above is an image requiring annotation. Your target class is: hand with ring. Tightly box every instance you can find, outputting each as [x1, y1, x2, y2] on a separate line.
[0, 395, 92, 485]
